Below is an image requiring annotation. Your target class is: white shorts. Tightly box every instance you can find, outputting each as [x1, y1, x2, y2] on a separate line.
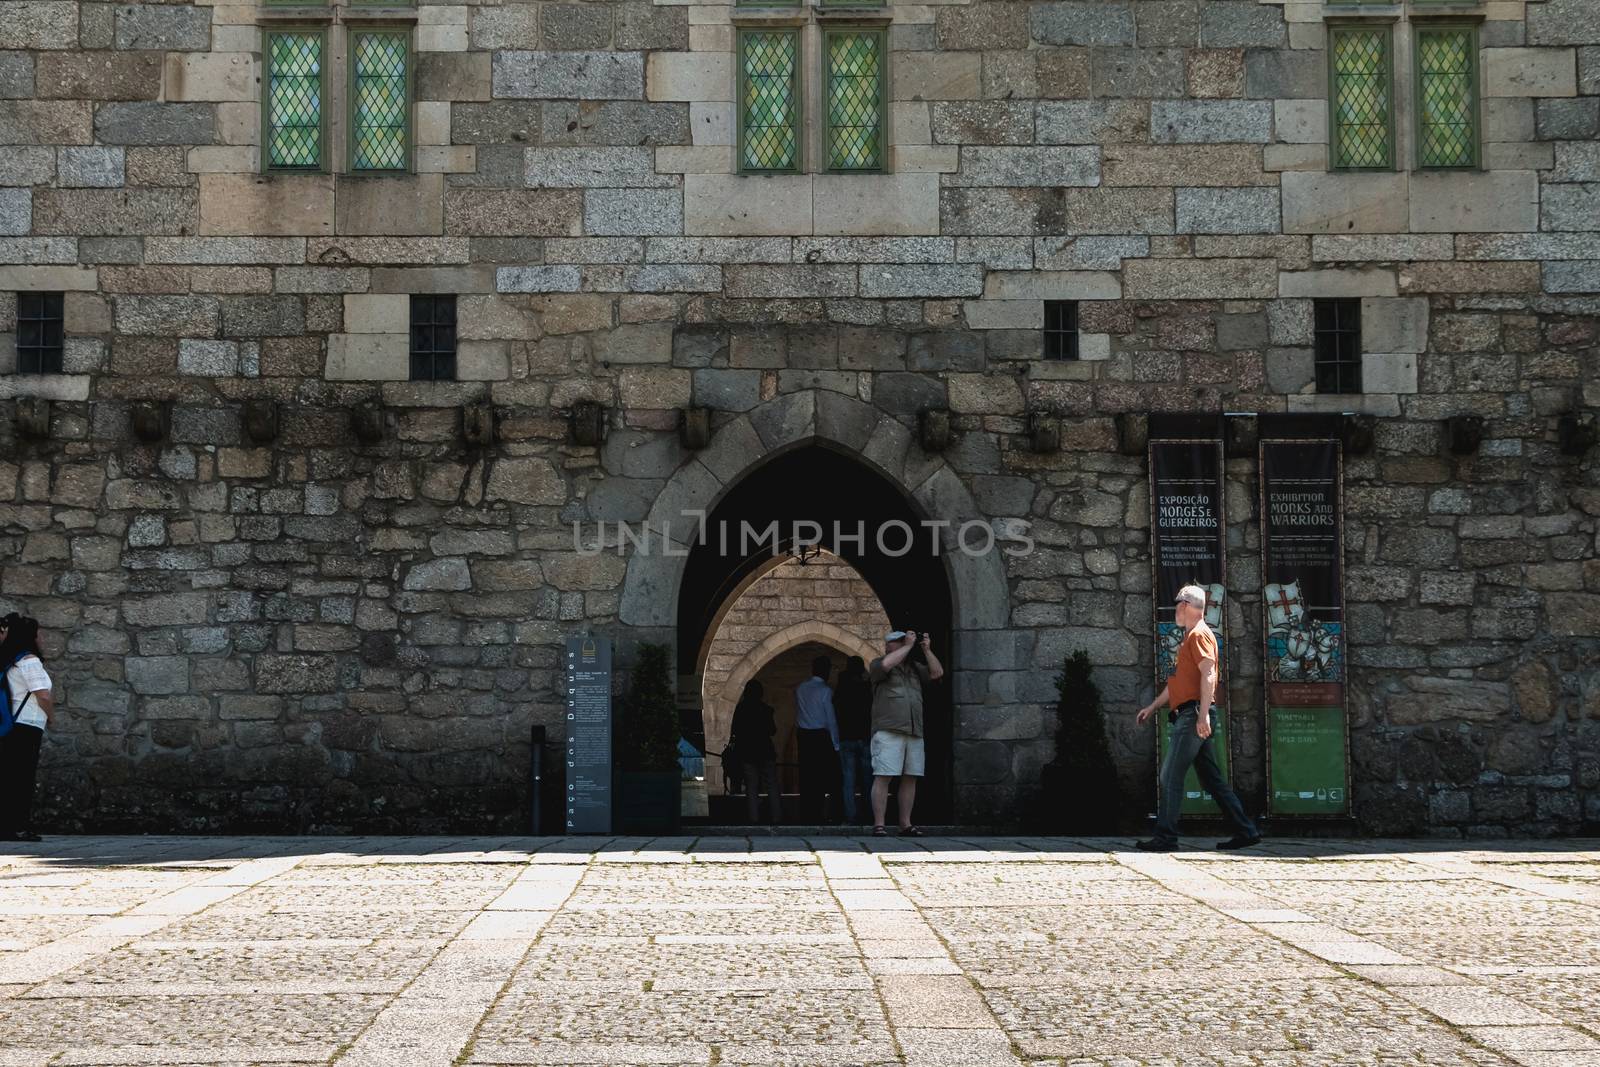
[870, 730, 925, 778]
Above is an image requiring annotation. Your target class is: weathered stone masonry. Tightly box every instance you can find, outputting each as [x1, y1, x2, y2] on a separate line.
[0, 0, 1596, 834]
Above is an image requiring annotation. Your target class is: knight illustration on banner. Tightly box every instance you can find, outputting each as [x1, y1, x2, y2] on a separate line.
[1264, 578, 1344, 683]
[1156, 582, 1227, 678]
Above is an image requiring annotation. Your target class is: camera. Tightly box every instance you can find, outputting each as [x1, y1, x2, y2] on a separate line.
[906, 630, 928, 664]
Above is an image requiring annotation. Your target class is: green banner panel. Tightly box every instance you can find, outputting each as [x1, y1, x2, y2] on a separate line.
[1267, 706, 1349, 814]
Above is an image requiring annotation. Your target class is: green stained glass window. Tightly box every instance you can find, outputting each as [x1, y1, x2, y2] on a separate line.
[1329, 26, 1392, 170]
[1416, 26, 1477, 168]
[352, 30, 410, 171]
[738, 29, 800, 173]
[825, 30, 885, 171]
[265, 30, 324, 170]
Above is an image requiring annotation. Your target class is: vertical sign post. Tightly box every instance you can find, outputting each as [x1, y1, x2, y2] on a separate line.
[1260, 439, 1351, 816]
[565, 634, 613, 834]
[1149, 439, 1230, 815]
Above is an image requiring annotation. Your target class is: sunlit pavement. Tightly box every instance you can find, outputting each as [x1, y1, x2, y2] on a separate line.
[3, 835, 1598, 1066]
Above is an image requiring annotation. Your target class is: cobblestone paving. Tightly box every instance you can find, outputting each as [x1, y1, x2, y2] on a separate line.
[1, 837, 1597, 1066]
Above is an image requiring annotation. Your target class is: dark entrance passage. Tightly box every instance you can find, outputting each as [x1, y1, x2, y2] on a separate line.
[676, 443, 956, 825]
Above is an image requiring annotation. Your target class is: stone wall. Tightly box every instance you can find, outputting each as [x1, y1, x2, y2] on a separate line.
[0, 0, 1596, 834]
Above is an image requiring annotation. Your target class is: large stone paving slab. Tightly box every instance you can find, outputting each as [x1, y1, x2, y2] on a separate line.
[0, 836, 1597, 1065]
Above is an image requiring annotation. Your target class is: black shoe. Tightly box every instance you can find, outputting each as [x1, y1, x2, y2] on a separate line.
[1216, 834, 1262, 851]
[1134, 839, 1178, 852]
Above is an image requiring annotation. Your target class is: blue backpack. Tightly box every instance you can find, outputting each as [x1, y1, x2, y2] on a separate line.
[0, 654, 33, 738]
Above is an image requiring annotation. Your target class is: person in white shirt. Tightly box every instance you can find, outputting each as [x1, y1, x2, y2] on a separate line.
[792, 655, 840, 824]
[0, 614, 53, 843]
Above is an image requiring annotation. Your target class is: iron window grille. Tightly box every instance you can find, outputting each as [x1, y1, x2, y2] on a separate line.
[263, 28, 327, 171]
[349, 29, 412, 173]
[1415, 24, 1479, 169]
[410, 295, 457, 382]
[1328, 25, 1394, 170]
[1314, 299, 1363, 395]
[15, 292, 65, 375]
[823, 29, 887, 172]
[1043, 301, 1079, 361]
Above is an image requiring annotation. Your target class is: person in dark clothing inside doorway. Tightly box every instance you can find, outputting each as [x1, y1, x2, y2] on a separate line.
[731, 680, 781, 825]
[0, 614, 53, 843]
[793, 655, 840, 823]
[834, 656, 873, 825]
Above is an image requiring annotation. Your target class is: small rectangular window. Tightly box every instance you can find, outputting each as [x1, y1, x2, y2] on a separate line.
[1328, 25, 1393, 170]
[824, 29, 886, 172]
[1314, 299, 1362, 394]
[1415, 25, 1478, 169]
[1043, 301, 1079, 361]
[264, 29, 326, 171]
[350, 29, 411, 172]
[15, 292, 65, 375]
[410, 295, 456, 382]
[737, 28, 801, 174]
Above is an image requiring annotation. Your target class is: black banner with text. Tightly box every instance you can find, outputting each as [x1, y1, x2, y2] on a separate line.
[1149, 439, 1229, 815]
[1260, 439, 1350, 816]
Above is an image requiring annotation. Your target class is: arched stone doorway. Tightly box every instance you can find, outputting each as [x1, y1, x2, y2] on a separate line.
[617, 390, 1019, 825]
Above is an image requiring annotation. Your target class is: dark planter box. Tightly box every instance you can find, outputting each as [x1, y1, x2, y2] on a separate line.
[619, 770, 681, 834]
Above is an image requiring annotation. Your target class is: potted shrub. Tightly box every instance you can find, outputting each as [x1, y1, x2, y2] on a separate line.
[617, 642, 682, 834]
[1038, 649, 1123, 834]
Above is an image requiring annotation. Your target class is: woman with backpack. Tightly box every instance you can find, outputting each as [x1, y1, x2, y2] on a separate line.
[0, 614, 53, 843]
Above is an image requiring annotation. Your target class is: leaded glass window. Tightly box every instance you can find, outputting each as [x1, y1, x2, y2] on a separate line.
[1329, 26, 1392, 170]
[1416, 25, 1478, 169]
[738, 29, 800, 173]
[265, 30, 325, 171]
[824, 29, 885, 172]
[351, 30, 410, 172]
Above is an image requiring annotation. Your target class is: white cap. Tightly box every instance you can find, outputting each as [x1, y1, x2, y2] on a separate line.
[885, 630, 908, 642]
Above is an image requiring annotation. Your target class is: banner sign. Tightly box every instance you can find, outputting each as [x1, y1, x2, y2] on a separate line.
[1259, 439, 1350, 816]
[1149, 439, 1230, 815]
[564, 634, 613, 833]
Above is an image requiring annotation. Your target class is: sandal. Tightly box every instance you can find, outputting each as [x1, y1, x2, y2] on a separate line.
[899, 826, 924, 837]
[872, 825, 888, 837]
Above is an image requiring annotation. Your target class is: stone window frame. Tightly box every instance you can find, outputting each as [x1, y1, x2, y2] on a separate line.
[733, 4, 894, 178]
[1313, 298, 1364, 395]
[345, 24, 416, 175]
[1326, 20, 1398, 172]
[1410, 20, 1482, 171]
[261, 24, 333, 174]
[14, 292, 65, 376]
[408, 294, 458, 383]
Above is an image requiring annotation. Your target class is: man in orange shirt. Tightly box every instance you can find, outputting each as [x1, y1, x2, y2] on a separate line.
[1134, 584, 1261, 852]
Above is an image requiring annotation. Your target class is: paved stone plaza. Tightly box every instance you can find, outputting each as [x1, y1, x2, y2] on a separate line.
[3, 836, 1600, 1066]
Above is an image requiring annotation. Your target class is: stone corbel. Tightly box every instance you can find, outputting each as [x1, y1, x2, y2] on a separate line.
[917, 408, 951, 452]
[463, 402, 498, 448]
[679, 406, 712, 450]
[131, 401, 167, 444]
[13, 398, 50, 441]
[1558, 413, 1597, 457]
[569, 400, 604, 447]
[1115, 412, 1148, 457]
[1341, 414, 1375, 457]
[1027, 412, 1060, 454]
[1447, 414, 1484, 456]
[243, 399, 279, 444]
[350, 403, 384, 445]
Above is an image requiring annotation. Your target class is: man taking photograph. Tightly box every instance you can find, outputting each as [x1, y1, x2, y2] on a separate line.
[868, 629, 943, 838]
